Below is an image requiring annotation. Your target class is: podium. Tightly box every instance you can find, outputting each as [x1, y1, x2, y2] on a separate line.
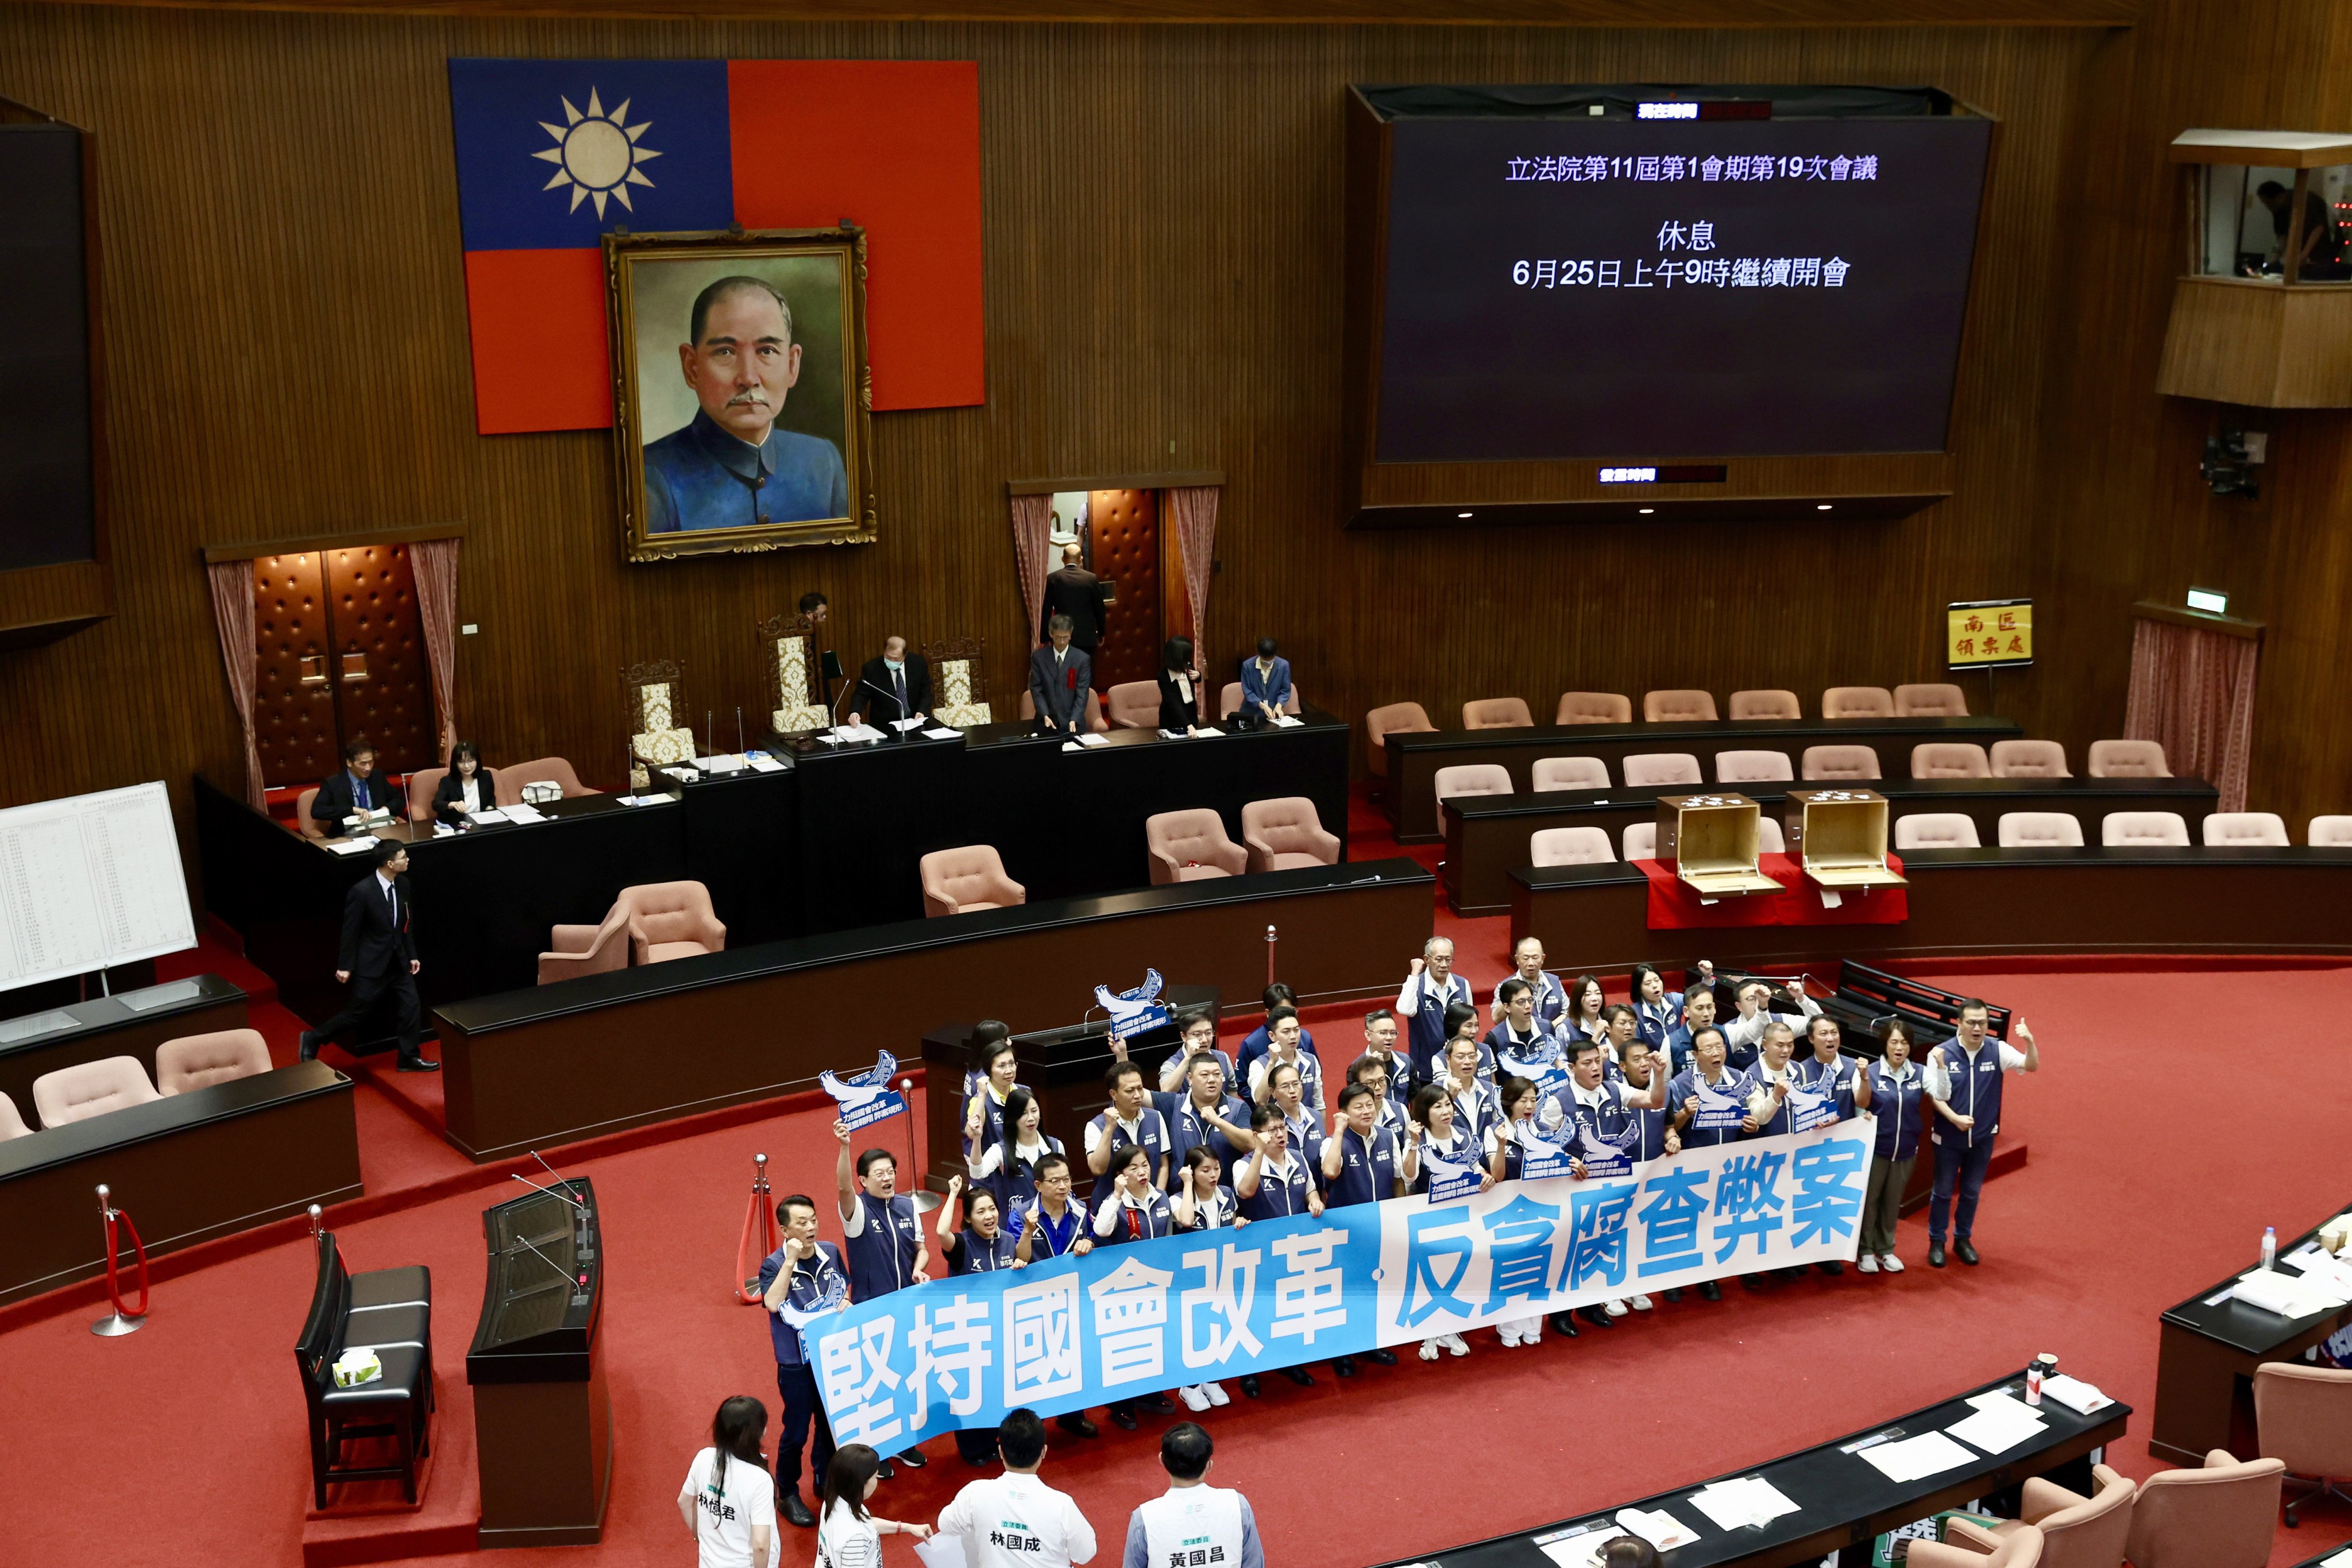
[919, 986, 1215, 1197]
[1656, 793, 1783, 897]
[1785, 789, 1908, 891]
[465, 1178, 611, 1547]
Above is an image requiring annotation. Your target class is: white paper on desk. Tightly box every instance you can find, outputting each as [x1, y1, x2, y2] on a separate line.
[1194, 725, 1224, 736]
[2039, 1374, 2112, 1415]
[1531, 1527, 1609, 1568]
[1614, 1506, 1700, 1550]
[1688, 1478, 1794, 1531]
[747, 756, 787, 773]
[502, 803, 547, 824]
[662, 766, 700, 782]
[694, 754, 746, 773]
[1860, 1431, 1976, 1483]
[1964, 1389, 2038, 1417]
[922, 727, 960, 741]
[2322, 1548, 2352, 1568]
[1947, 1405, 2048, 1455]
[325, 836, 379, 856]
[913, 1535, 967, 1568]
[1272, 713, 1303, 728]
[891, 716, 926, 732]
[471, 808, 510, 824]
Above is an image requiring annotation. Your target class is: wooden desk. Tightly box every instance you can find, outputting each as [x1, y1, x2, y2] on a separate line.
[0, 1060, 360, 1306]
[432, 859, 1432, 1163]
[0, 973, 246, 1117]
[1510, 847, 2352, 970]
[2151, 1198, 2352, 1463]
[1385, 715, 2023, 843]
[1444, 777, 2220, 915]
[1374, 1368, 2130, 1568]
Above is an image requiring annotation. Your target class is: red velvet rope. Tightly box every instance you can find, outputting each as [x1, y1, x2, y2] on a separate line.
[104, 1207, 150, 1318]
[734, 1181, 778, 1306]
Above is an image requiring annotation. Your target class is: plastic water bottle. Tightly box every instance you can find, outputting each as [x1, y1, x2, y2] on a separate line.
[2262, 1226, 2278, 1270]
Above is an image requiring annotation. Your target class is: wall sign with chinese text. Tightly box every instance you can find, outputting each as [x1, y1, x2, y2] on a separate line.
[1947, 598, 2032, 670]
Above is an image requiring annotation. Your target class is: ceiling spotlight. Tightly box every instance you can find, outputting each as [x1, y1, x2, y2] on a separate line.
[1457, 511, 1473, 519]
[1817, 503, 1833, 511]
[1637, 507, 1655, 515]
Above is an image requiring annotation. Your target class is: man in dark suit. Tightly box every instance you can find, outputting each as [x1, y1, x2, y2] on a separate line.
[1029, 616, 1093, 736]
[310, 737, 394, 832]
[1040, 542, 1107, 655]
[299, 840, 438, 1072]
[855, 636, 932, 729]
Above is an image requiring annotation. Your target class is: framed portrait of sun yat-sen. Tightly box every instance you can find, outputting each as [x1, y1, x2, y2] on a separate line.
[606, 225, 877, 562]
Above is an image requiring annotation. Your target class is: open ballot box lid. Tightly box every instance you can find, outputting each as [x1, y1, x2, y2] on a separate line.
[1656, 793, 1785, 897]
[1785, 788, 1909, 890]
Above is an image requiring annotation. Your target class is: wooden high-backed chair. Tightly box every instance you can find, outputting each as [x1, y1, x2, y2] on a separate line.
[925, 635, 994, 728]
[624, 658, 696, 789]
[758, 612, 831, 737]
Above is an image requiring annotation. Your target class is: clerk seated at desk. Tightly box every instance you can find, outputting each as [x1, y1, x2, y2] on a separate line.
[1237, 638, 1292, 725]
[432, 740, 501, 827]
[1030, 616, 1092, 736]
[1157, 636, 1204, 737]
[856, 636, 932, 728]
[312, 736, 393, 832]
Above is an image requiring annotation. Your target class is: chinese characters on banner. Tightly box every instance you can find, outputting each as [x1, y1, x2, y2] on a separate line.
[809, 1121, 1873, 1437]
[1504, 153, 1881, 183]
[819, 1051, 909, 1133]
[1946, 598, 2033, 670]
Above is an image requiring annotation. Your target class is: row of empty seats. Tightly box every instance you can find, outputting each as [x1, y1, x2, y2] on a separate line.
[918, 798, 1343, 914]
[1366, 683, 1976, 762]
[536, 881, 728, 985]
[0, 1029, 275, 1138]
[1015, 682, 1306, 732]
[1527, 811, 2347, 868]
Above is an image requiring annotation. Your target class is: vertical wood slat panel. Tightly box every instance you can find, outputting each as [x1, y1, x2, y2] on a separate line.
[0, 5, 2338, 886]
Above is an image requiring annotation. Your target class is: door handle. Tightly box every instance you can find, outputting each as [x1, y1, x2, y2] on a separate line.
[341, 651, 368, 683]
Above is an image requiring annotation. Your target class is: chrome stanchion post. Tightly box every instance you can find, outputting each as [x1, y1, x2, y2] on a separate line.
[90, 1184, 145, 1337]
[1266, 924, 1279, 987]
[902, 1076, 943, 1212]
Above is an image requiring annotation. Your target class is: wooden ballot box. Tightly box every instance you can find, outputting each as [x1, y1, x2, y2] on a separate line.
[1656, 794, 1784, 897]
[1784, 788, 1909, 890]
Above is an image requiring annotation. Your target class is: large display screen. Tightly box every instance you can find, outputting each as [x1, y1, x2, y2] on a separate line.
[1374, 114, 1992, 462]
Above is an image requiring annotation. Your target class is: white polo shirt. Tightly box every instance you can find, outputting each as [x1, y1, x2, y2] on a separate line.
[939, 1470, 1099, 1568]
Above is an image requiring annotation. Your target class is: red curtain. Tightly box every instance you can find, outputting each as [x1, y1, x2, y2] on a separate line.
[205, 559, 264, 810]
[410, 537, 462, 762]
[2123, 616, 2259, 813]
[1010, 493, 1052, 649]
[1167, 485, 1219, 659]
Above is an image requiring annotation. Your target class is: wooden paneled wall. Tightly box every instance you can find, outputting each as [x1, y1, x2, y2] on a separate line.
[0, 1, 2343, 888]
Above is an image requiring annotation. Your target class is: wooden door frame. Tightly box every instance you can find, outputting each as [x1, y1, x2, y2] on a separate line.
[199, 522, 467, 563]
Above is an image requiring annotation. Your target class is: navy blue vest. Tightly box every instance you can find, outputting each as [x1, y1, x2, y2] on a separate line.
[1095, 1187, 1175, 1242]
[1869, 1061, 1926, 1162]
[984, 1134, 1065, 1222]
[1026, 1203, 1085, 1258]
[1671, 1067, 1752, 1148]
[1404, 975, 1471, 1083]
[1238, 1153, 1316, 1221]
[949, 1226, 1021, 1274]
[1326, 1124, 1400, 1207]
[1412, 1126, 1481, 1195]
[756, 1240, 849, 1366]
[1937, 1040, 2005, 1149]
[1179, 1184, 1239, 1231]
[1090, 1107, 1171, 1187]
[1158, 1091, 1251, 1181]
[1559, 1083, 1642, 1163]
[844, 1192, 921, 1301]
[1747, 1067, 1797, 1137]
[1795, 1051, 1863, 1118]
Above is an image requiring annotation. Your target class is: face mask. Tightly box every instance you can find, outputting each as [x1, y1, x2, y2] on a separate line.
[885, 658, 903, 672]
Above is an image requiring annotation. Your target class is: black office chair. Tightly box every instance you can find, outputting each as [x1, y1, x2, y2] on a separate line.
[295, 1232, 434, 1508]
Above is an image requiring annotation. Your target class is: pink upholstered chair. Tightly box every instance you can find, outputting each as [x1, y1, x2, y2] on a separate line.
[1822, 686, 1895, 719]
[0, 1091, 29, 1140]
[32, 1056, 161, 1128]
[155, 1029, 273, 1094]
[1433, 764, 1513, 821]
[1106, 681, 1161, 730]
[1018, 688, 1111, 735]
[538, 902, 633, 985]
[1555, 692, 1632, 725]
[1801, 744, 1882, 781]
[1365, 702, 1436, 782]
[1756, 817, 1786, 854]
[2202, 812, 2288, 846]
[296, 786, 330, 842]
[1623, 753, 1702, 787]
[1623, 822, 1657, 860]
[405, 767, 447, 824]
[1895, 813, 1982, 849]
[1145, 810, 1248, 884]
[1912, 742, 1991, 778]
[2256, 1361, 2352, 1525]
[1531, 756, 1610, 791]
[1241, 798, 1341, 873]
[1991, 740, 2071, 779]
[1973, 1463, 2132, 1568]
[1642, 689, 1718, 722]
[2312, 815, 2352, 846]
[2103, 811, 2189, 846]
[1530, 827, 1614, 867]
[2000, 812, 2084, 847]
[1728, 689, 1801, 720]
[1463, 697, 1534, 730]
[1906, 1518, 2043, 1568]
[496, 756, 600, 798]
[1220, 682, 1301, 719]
[2087, 739, 2170, 778]
[2123, 1450, 2283, 1568]
[1895, 682, 1970, 717]
[1715, 750, 1793, 785]
[921, 845, 1026, 916]
[620, 881, 727, 964]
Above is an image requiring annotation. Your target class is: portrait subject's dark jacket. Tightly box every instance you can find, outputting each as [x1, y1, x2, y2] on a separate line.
[643, 409, 848, 534]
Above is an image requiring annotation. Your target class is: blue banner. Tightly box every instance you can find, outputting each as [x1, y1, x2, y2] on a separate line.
[821, 1051, 908, 1133]
[806, 1122, 1873, 1439]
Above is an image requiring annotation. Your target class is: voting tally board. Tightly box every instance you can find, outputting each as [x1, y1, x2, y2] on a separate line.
[806, 1118, 1874, 1439]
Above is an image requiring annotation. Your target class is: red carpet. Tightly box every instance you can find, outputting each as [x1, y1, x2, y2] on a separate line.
[6, 957, 2351, 1568]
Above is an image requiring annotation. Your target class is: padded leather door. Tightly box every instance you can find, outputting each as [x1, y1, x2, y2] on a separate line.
[323, 545, 434, 774]
[1088, 489, 1160, 689]
[253, 554, 338, 789]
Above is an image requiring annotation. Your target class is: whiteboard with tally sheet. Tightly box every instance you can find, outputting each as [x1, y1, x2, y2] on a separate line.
[0, 781, 195, 993]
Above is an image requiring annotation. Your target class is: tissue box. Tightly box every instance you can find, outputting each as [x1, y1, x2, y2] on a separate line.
[333, 1348, 383, 1388]
[521, 780, 562, 805]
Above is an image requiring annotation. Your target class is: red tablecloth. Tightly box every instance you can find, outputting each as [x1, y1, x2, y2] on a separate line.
[1635, 852, 1907, 930]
